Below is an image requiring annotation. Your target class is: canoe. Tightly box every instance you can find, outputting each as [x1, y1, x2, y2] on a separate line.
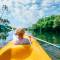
[0, 36, 51, 60]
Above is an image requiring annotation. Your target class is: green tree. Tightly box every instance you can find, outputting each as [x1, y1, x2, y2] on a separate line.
[0, 18, 12, 40]
[30, 15, 60, 34]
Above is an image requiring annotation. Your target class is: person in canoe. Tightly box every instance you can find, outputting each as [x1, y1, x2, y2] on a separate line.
[14, 28, 31, 45]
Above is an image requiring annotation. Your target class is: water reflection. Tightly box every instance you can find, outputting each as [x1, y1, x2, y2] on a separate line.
[36, 32, 60, 44]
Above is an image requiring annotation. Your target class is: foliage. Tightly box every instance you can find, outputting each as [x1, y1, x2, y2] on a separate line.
[30, 15, 60, 34]
[0, 18, 12, 40]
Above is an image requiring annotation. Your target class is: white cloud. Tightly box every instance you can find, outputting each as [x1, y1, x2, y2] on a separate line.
[39, 10, 44, 17]
[31, 0, 36, 3]
[15, 0, 31, 4]
[40, 0, 59, 15]
[0, 0, 45, 27]
[41, 0, 56, 9]
[29, 4, 38, 10]
[55, 0, 60, 3]
[0, 0, 60, 28]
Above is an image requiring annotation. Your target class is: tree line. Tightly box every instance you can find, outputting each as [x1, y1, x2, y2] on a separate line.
[29, 15, 60, 36]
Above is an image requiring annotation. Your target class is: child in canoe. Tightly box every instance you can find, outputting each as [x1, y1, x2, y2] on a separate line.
[14, 28, 31, 45]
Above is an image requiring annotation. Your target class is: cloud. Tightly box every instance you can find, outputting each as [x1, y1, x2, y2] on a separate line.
[0, 0, 60, 28]
[16, 0, 31, 4]
[55, 0, 60, 3]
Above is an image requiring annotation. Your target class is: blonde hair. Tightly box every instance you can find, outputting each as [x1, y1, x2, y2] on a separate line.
[15, 28, 25, 35]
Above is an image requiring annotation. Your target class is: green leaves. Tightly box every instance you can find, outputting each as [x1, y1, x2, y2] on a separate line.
[0, 18, 13, 40]
[31, 15, 60, 34]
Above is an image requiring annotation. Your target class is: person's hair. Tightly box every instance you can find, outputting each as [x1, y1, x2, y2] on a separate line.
[15, 28, 25, 35]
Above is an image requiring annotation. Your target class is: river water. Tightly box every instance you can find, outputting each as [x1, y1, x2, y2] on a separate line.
[34, 32, 60, 45]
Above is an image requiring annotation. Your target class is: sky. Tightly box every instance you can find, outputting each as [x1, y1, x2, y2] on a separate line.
[0, 0, 60, 28]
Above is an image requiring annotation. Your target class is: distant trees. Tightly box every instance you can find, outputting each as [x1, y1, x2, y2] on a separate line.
[29, 15, 60, 36]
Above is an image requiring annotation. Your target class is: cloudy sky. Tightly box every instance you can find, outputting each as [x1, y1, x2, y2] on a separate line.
[0, 0, 60, 28]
